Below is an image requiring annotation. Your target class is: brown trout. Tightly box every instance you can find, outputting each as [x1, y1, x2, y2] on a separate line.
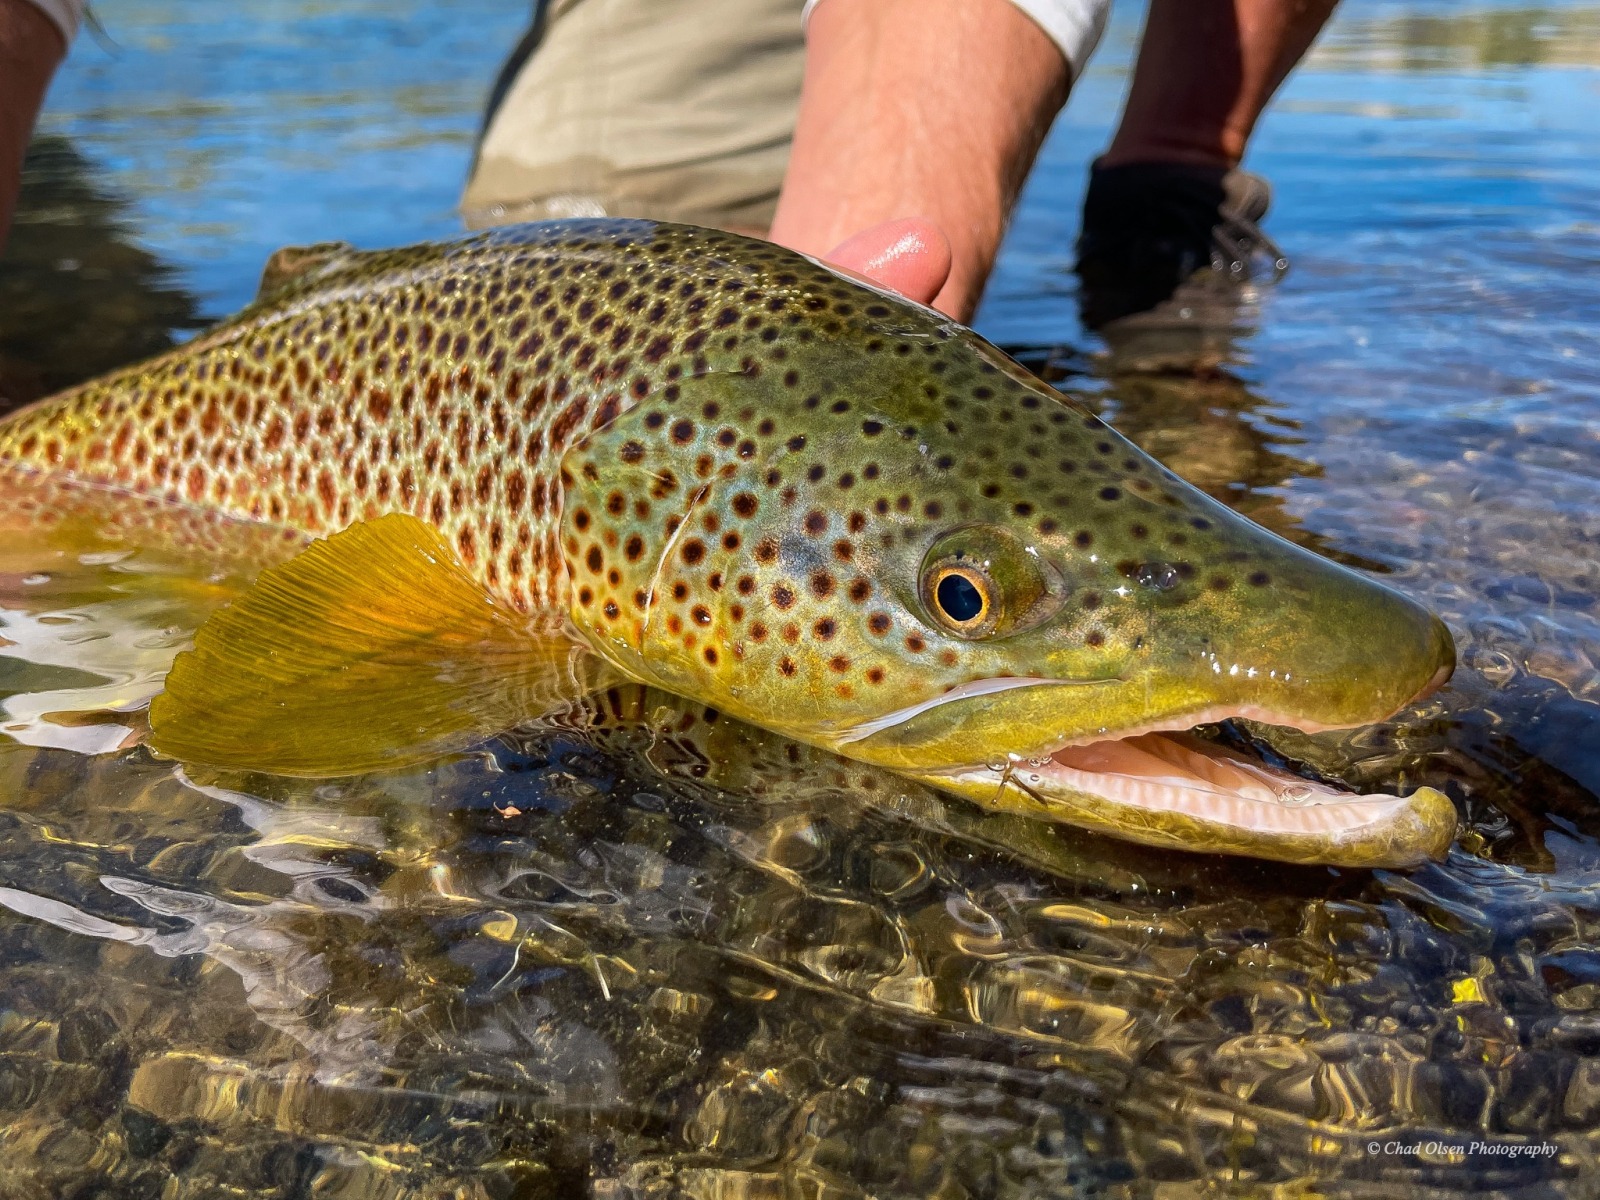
[0, 220, 1457, 867]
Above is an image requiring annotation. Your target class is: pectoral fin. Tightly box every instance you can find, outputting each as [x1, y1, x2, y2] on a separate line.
[148, 513, 617, 777]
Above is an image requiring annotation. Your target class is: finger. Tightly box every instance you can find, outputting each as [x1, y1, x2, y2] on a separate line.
[822, 217, 953, 308]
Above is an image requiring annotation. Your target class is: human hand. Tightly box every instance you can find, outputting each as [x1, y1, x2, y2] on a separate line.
[818, 216, 952, 311]
[767, 0, 1069, 323]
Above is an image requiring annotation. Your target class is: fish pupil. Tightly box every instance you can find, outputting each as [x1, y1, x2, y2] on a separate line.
[937, 574, 984, 623]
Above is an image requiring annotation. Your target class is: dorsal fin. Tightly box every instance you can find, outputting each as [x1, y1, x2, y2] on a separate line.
[254, 241, 359, 301]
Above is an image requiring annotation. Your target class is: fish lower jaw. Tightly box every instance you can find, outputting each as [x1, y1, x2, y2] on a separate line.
[1021, 732, 1404, 833]
[922, 709, 1456, 867]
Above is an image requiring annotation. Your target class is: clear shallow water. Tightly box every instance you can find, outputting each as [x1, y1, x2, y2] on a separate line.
[0, 2, 1599, 1196]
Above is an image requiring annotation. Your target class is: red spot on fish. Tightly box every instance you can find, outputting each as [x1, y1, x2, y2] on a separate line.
[550, 396, 590, 449]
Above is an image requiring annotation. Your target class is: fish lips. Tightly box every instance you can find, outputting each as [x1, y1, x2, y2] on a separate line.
[819, 661, 1459, 867]
[823, 674, 1458, 868]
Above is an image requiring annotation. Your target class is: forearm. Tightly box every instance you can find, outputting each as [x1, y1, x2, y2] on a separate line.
[770, 0, 1071, 322]
[0, 0, 65, 248]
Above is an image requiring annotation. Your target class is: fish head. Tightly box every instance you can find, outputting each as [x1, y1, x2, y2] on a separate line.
[562, 276, 1456, 867]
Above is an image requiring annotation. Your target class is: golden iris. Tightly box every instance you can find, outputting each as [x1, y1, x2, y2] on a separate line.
[931, 564, 992, 633]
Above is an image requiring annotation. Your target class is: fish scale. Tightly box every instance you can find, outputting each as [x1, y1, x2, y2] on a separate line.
[0, 219, 1459, 866]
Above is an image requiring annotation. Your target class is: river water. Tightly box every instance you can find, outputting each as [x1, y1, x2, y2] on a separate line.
[0, 2, 1597, 1196]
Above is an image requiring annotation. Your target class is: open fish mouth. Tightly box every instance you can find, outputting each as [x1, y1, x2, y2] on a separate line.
[1035, 732, 1397, 836]
[905, 699, 1457, 869]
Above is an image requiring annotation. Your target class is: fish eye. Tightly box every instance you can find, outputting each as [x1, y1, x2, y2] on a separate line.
[919, 526, 1061, 640]
[931, 564, 992, 633]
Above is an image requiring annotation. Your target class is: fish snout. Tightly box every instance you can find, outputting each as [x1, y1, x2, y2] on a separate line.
[1202, 562, 1457, 730]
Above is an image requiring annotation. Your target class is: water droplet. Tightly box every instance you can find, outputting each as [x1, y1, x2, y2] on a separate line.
[1134, 562, 1180, 591]
[984, 756, 1009, 773]
[21, 574, 49, 586]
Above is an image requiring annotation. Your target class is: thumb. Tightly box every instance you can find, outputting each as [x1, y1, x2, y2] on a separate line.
[821, 217, 952, 309]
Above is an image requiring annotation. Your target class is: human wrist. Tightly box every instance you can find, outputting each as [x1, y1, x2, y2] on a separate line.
[772, 0, 1069, 321]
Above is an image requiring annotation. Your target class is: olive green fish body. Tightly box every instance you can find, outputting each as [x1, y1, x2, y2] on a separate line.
[0, 220, 1458, 866]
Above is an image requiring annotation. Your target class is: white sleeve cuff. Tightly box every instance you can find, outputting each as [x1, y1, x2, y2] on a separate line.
[1005, 0, 1110, 77]
[800, 0, 1111, 79]
[19, 0, 87, 45]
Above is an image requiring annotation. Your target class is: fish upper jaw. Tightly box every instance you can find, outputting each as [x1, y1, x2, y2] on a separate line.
[815, 611, 1453, 774]
[828, 675, 1117, 746]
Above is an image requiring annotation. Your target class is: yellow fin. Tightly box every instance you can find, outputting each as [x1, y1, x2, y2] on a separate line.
[148, 513, 616, 777]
